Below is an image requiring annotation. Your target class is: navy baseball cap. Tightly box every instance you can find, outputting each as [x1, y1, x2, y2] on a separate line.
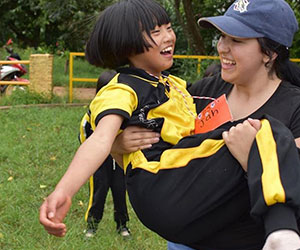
[198, 0, 298, 47]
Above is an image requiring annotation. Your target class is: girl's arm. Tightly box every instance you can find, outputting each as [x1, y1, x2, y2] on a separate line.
[39, 114, 124, 237]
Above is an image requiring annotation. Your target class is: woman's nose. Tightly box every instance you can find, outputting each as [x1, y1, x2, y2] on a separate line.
[217, 37, 229, 53]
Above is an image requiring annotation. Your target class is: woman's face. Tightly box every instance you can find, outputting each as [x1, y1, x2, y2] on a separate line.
[217, 33, 269, 85]
[129, 23, 176, 77]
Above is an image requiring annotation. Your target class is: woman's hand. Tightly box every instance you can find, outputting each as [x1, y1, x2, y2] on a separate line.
[111, 126, 160, 154]
[222, 118, 261, 171]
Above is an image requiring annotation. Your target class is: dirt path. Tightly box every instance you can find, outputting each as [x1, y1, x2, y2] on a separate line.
[53, 86, 96, 101]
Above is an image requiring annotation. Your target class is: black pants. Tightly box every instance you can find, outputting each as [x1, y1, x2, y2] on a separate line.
[85, 155, 129, 228]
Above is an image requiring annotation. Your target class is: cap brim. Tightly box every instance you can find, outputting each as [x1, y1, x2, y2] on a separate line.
[198, 16, 264, 39]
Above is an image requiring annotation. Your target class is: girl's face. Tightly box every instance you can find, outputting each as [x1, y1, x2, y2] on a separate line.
[129, 23, 176, 76]
[217, 33, 269, 86]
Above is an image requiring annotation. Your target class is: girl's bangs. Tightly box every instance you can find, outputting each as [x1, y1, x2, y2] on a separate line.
[139, 2, 170, 31]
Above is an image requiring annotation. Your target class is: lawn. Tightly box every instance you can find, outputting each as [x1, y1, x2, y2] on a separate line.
[0, 106, 165, 250]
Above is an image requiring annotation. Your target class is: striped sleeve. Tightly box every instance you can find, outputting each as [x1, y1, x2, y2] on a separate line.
[89, 83, 138, 130]
[247, 114, 300, 236]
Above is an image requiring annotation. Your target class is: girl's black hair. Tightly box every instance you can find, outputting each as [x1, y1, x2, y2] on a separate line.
[85, 0, 171, 69]
[258, 38, 300, 88]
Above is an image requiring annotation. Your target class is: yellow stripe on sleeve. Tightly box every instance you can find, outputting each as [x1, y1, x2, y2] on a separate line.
[256, 119, 285, 205]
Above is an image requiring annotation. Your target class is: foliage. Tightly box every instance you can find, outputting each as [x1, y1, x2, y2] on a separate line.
[0, 106, 165, 250]
[163, 0, 300, 57]
[288, 0, 300, 57]
[0, 0, 116, 52]
[0, 0, 299, 57]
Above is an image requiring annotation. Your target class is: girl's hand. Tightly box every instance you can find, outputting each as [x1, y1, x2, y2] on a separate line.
[39, 189, 72, 237]
[222, 118, 261, 171]
[263, 230, 300, 250]
[111, 126, 160, 154]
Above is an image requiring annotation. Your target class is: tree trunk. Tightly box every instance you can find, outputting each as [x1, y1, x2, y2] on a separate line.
[173, 0, 192, 50]
[181, 0, 205, 54]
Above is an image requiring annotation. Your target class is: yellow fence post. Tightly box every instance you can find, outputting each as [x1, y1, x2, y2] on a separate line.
[68, 52, 97, 103]
[197, 58, 202, 75]
[69, 53, 74, 103]
[29, 54, 53, 97]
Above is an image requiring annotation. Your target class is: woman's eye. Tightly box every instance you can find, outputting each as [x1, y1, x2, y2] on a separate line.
[232, 39, 242, 43]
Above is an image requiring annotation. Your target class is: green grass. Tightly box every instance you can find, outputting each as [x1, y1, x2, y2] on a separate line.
[0, 88, 66, 106]
[0, 106, 166, 250]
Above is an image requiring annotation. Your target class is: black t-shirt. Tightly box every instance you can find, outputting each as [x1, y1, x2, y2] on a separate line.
[185, 73, 300, 250]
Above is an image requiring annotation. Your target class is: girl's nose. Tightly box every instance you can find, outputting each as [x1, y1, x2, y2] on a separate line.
[163, 29, 175, 42]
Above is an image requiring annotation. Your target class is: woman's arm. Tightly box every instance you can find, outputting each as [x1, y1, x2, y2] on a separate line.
[110, 126, 160, 167]
[111, 126, 160, 154]
[39, 114, 124, 236]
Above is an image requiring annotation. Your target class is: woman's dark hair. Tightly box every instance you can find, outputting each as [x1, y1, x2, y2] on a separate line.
[96, 70, 117, 93]
[85, 0, 171, 69]
[258, 37, 300, 87]
[203, 63, 221, 78]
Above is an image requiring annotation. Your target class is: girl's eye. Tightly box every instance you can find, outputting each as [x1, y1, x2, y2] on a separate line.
[151, 30, 160, 35]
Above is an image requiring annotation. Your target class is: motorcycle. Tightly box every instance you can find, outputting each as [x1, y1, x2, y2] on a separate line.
[0, 39, 29, 94]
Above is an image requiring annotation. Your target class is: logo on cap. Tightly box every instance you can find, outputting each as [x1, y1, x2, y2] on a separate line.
[233, 0, 249, 13]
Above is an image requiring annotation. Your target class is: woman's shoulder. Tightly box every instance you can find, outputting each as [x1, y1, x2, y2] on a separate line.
[276, 81, 300, 102]
[279, 80, 300, 95]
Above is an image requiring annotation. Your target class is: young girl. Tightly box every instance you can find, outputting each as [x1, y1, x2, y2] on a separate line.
[39, 0, 300, 248]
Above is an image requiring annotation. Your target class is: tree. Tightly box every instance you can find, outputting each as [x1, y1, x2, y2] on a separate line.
[0, 0, 115, 51]
[165, 0, 232, 55]
[0, 0, 299, 58]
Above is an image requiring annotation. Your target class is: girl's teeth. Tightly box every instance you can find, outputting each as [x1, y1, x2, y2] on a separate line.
[162, 47, 172, 53]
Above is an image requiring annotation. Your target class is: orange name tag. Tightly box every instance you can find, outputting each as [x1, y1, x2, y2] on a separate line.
[195, 94, 232, 134]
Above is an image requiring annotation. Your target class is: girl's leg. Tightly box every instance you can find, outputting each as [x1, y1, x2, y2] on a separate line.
[110, 159, 130, 236]
[85, 157, 111, 236]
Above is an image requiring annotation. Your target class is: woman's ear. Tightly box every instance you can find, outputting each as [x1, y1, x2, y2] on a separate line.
[263, 51, 278, 68]
[263, 52, 278, 68]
